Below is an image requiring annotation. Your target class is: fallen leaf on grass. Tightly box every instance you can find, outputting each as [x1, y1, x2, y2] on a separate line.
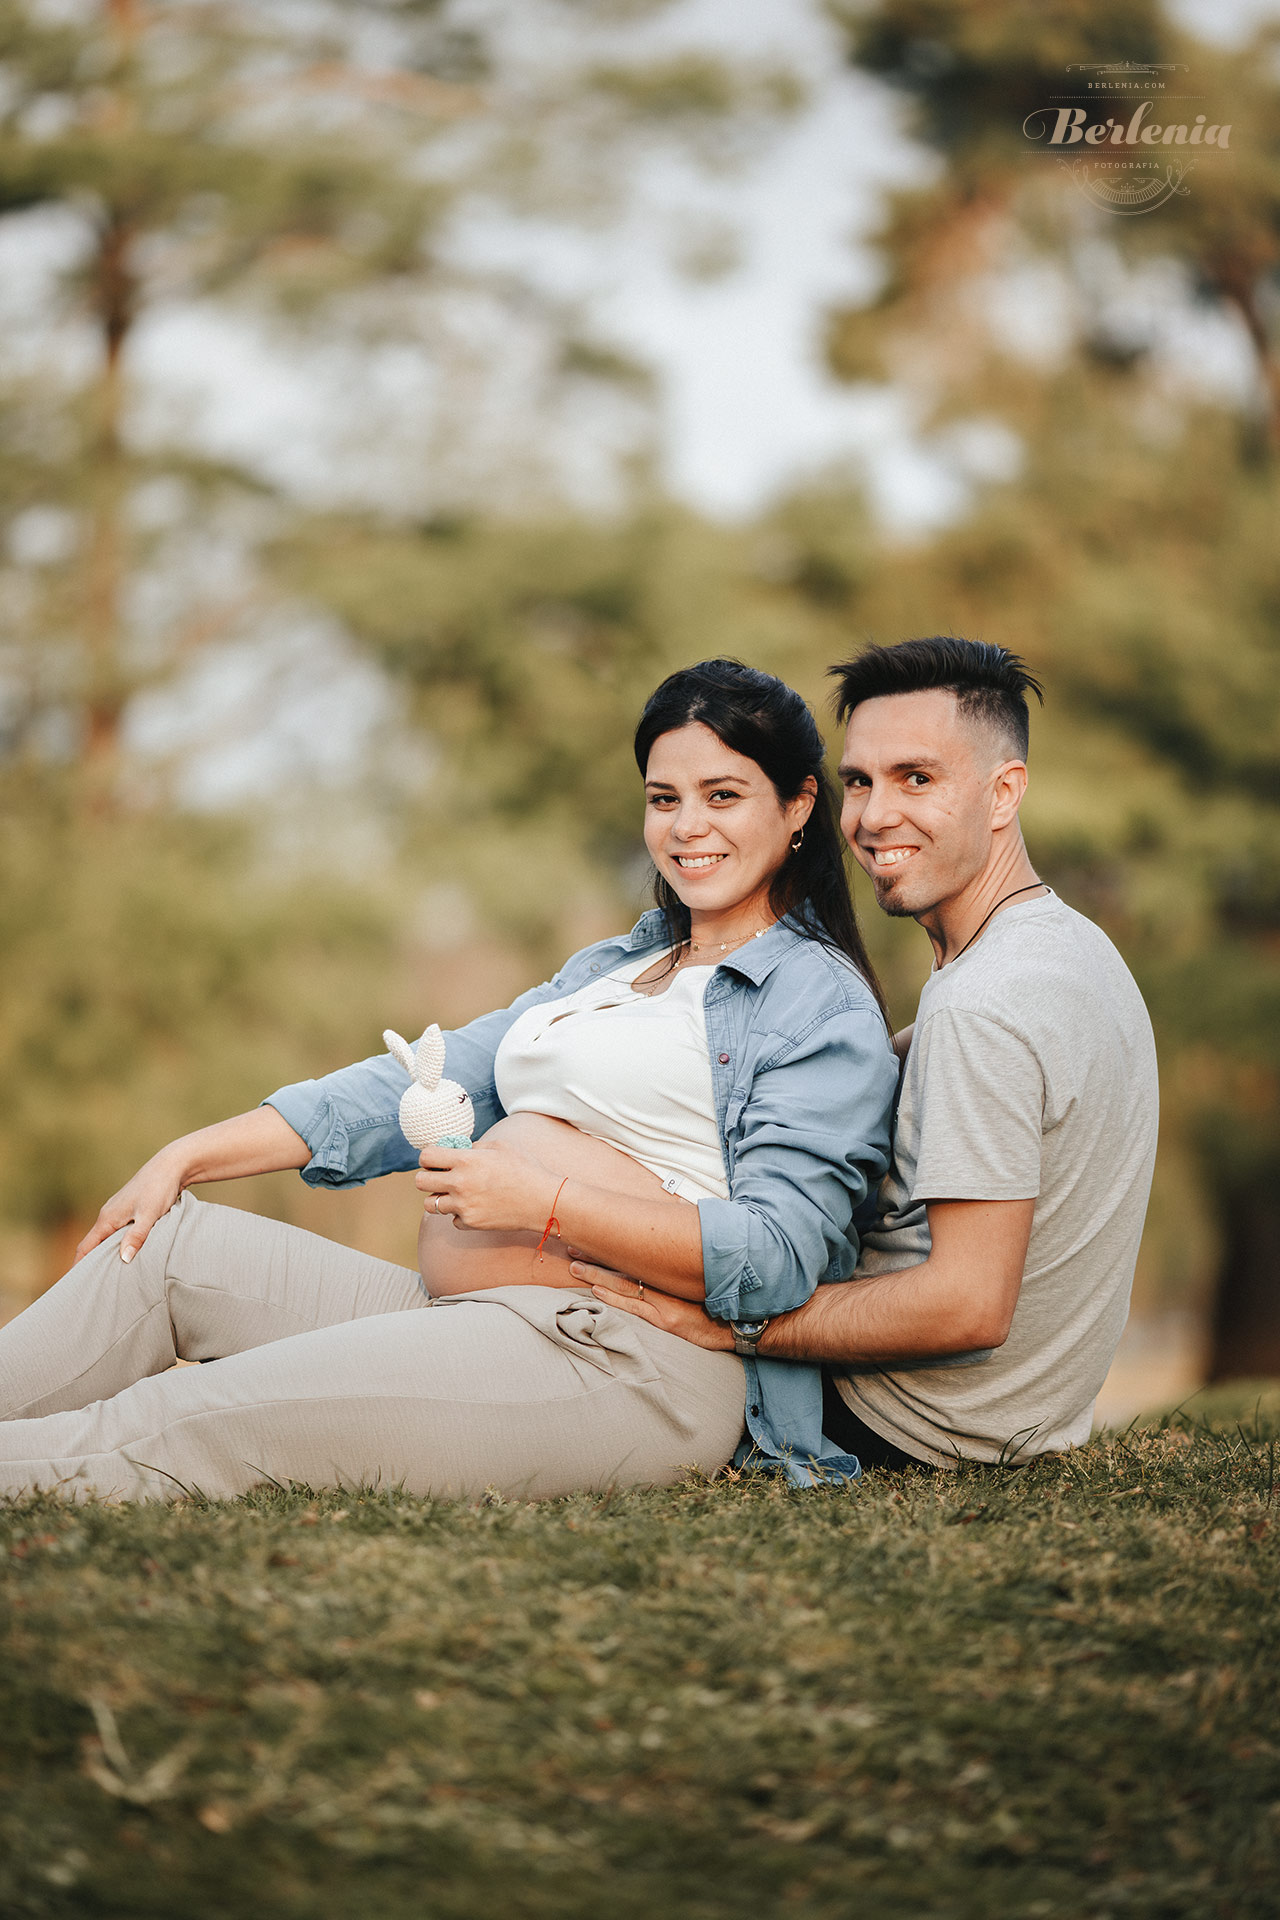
[82, 1695, 196, 1807]
[746, 1813, 824, 1843]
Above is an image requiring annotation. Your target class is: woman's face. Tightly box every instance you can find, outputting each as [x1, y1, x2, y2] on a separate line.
[643, 722, 815, 922]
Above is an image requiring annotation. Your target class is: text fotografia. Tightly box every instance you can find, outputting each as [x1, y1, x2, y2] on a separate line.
[1025, 103, 1231, 149]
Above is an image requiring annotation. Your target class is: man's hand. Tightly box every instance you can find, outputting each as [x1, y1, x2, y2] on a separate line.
[416, 1139, 559, 1234]
[569, 1259, 735, 1351]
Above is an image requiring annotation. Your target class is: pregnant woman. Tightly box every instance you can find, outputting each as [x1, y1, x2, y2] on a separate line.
[0, 661, 897, 1503]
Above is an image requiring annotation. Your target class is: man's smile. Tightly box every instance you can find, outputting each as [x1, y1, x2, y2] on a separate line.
[866, 845, 919, 870]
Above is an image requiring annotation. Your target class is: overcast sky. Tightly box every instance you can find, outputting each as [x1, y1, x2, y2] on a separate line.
[4, 0, 1276, 536]
[506, 0, 1280, 525]
[123, 0, 1280, 533]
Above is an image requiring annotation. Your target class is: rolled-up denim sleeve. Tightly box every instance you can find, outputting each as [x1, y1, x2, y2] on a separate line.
[262, 969, 578, 1189]
[698, 1007, 897, 1322]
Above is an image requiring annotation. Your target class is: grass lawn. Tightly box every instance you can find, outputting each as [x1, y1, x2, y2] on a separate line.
[2, 1385, 1277, 1920]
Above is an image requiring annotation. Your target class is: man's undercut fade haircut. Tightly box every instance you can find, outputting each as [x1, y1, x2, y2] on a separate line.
[829, 638, 1044, 761]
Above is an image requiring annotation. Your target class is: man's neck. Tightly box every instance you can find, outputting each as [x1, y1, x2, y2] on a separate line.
[919, 846, 1046, 968]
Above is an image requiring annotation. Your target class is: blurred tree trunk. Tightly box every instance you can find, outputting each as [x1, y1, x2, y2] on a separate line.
[83, 210, 135, 811]
[1209, 1181, 1280, 1380]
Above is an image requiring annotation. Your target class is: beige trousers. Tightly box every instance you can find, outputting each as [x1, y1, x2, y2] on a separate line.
[0, 1193, 746, 1504]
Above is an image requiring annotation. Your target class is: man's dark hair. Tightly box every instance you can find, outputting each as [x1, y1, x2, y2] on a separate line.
[828, 638, 1044, 761]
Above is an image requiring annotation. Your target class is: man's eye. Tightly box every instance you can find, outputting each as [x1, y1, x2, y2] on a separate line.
[906, 773, 930, 787]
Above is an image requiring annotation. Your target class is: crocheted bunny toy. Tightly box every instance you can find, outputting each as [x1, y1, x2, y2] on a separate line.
[383, 1025, 475, 1151]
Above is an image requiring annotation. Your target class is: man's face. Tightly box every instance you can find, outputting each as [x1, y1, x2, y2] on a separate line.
[837, 690, 1015, 918]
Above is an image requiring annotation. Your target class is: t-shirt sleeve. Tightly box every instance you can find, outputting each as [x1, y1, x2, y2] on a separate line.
[907, 1008, 1043, 1204]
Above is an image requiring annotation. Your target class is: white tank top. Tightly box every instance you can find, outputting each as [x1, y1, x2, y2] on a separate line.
[492, 951, 728, 1202]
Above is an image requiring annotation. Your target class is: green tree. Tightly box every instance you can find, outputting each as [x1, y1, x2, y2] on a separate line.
[0, 0, 802, 1265]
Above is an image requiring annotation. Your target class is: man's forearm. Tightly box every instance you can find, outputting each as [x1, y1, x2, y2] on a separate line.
[756, 1198, 1032, 1361]
[757, 1260, 996, 1364]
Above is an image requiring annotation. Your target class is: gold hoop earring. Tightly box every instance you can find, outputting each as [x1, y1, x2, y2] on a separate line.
[790, 827, 805, 853]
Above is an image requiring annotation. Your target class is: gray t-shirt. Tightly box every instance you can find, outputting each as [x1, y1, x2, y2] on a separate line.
[833, 893, 1158, 1466]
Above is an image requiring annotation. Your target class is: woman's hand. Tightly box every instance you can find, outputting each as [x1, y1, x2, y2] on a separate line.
[569, 1259, 735, 1352]
[74, 1109, 311, 1267]
[416, 1140, 560, 1234]
[75, 1148, 187, 1265]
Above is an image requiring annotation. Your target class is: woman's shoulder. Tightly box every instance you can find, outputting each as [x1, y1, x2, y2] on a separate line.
[552, 913, 669, 989]
[758, 927, 887, 1025]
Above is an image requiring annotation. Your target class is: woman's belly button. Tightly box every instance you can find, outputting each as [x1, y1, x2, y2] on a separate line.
[417, 1111, 680, 1297]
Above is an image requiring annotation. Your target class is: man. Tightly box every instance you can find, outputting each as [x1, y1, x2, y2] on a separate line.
[580, 637, 1159, 1472]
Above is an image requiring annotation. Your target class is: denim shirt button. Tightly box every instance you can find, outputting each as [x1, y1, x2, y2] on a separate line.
[750, 1405, 761, 1418]
[718, 1052, 730, 1065]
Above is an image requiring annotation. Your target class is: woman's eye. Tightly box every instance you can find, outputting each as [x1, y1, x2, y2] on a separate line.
[710, 789, 739, 802]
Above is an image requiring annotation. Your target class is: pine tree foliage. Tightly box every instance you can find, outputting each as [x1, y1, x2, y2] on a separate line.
[0, 1, 802, 1245]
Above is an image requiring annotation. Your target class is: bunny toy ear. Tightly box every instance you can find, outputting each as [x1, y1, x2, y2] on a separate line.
[412, 1025, 447, 1090]
[384, 1025, 447, 1089]
[383, 1030, 416, 1076]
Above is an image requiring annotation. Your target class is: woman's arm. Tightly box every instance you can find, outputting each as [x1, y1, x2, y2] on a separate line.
[415, 1140, 707, 1296]
[693, 1002, 897, 1323]
[74, 1107, 311, 1265]
[262, 953, 618, 1189]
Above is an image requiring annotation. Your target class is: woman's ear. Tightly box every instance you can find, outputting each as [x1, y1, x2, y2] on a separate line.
[791, 774, 819, 827]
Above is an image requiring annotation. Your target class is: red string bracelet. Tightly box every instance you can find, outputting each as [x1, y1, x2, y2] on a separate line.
[535, 1176, 570, 1260]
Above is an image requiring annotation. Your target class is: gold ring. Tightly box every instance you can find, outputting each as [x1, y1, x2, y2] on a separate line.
[638, 1279, 645, 1300]
[431, 1196, 440, 1214]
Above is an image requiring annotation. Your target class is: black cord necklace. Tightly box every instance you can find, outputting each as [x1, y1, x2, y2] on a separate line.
[949, 882, 1048, 963]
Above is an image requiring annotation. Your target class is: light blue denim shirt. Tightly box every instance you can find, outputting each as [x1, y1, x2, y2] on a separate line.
[265, 910, 898, 1486]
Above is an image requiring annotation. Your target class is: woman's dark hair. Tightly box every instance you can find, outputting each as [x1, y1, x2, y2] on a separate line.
[633, 658, 888, 1020]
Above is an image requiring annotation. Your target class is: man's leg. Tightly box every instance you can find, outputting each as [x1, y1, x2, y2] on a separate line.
[0, 1193, 426, 1420]
[821, 1372, 936, 1474]
[0, 1286, 747, 1504]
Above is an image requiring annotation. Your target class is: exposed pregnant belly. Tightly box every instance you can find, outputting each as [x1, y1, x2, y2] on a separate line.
[417, 1112, 688, 1297]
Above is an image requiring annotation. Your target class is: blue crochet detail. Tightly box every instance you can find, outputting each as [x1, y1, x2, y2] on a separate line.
[435, 1134, 472, 1149]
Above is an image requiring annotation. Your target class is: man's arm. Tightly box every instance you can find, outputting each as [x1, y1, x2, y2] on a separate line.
[755, 1197, 1033, 1359]
[577, 1197, 1034, 1359]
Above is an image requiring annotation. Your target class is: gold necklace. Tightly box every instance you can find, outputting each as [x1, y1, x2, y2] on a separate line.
[687, 925, 772, 955]
[632, 924, 772, 998]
